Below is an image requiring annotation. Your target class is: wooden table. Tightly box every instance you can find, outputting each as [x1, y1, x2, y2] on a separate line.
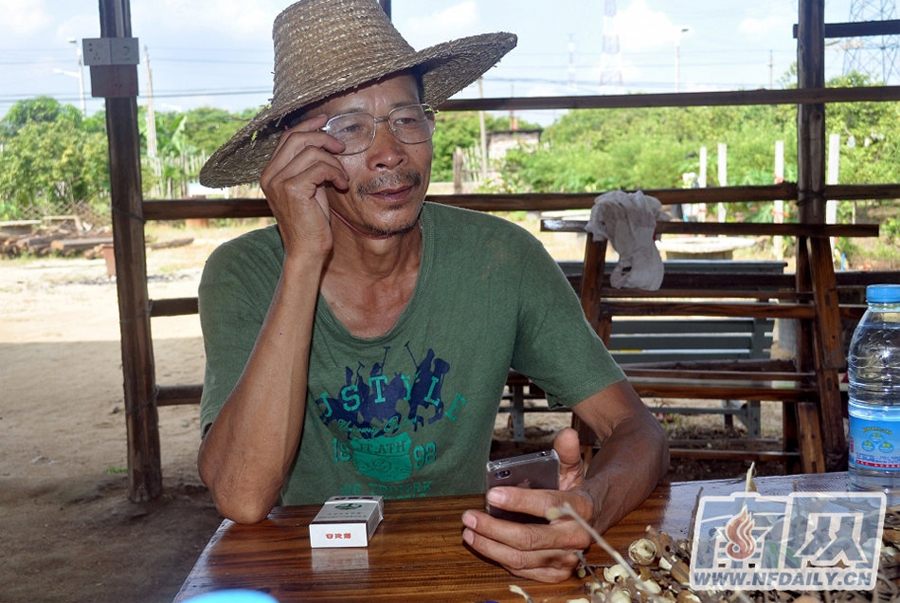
[174, 473, 850, 603]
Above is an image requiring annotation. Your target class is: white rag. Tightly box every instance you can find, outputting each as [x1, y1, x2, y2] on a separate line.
[584, 190, 667, 290]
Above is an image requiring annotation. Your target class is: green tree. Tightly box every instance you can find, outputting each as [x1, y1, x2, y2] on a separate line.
[0, 114, 108, 220]
[430, 111, 540, 182]
[501, 101, 800, 201]
[183, 107, 249, 155]
[0, 96, 82, 141]
[431, 112, 485, 181]
[826, 72, 900, 185]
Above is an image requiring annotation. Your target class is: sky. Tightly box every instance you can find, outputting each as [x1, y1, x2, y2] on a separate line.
[0, 0, 868, 126]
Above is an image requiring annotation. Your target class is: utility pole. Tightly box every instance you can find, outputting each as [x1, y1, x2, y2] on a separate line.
[769, 50, 775, 88]
[72, 38, 86, 115]
[675, 27, 691, 93]
[477, 77, 488, 182]
[568, 34, 576, 92]
[56, 38, 87, 116]
[144, 44, 157, 159]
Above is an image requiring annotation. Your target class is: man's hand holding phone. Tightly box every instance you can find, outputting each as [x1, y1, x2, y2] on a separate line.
[461, 427, 599, 583]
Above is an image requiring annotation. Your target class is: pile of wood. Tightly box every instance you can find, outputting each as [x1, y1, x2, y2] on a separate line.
[0, 218, 112, 258]
[1, 216, 194, 259]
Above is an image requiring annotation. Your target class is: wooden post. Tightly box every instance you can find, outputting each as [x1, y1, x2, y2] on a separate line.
[98, 0, 162, 501]
[574, 236, 609, 465]
[796, 0, 846, 471]
[797, 0, 826, 222]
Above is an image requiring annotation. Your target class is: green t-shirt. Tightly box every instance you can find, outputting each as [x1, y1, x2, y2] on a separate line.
[199, 203, 624, 505]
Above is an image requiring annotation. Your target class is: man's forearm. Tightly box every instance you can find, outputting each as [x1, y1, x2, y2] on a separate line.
[571, 380, 669, 534]
[198, 253, 324, 523]
[584, 414, 669, 533]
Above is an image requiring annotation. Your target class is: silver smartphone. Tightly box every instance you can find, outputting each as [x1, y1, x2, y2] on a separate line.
[485, 449, 560, 523]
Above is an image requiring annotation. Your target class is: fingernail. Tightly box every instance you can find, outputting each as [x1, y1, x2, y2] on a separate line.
[486, 488, 507, 504]
[462, 511, 477, 529]
[462, 528, 474, 545]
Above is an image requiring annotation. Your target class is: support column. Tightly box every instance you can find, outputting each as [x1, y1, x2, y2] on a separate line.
[796, 0, 846, 472]
[97, 0, 161, 501]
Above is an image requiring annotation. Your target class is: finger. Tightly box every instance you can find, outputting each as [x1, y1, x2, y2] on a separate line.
[468, 505, 591, 552]
[263, 146, 349, 197]
[487, 487, 596, 547]
[461, 515, 579, 583]
[278, 161, 350, 207]
[265, 115, 344, 179]
[271, 113, 329, 156]
[265, 135, 344, 185]
[553, 428, 586, 489]
[487, 485, 576, 522]
[487, 487, 555, 524]
[554, 427, 583, 469]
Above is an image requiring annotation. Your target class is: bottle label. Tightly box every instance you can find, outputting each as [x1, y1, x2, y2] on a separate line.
[849, 415, 900, 470]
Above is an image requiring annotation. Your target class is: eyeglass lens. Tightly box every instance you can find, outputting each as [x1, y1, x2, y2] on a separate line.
[323, 104, 435, 155]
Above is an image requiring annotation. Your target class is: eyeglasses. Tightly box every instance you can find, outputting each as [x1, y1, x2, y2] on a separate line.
[320, 104, 436, 155]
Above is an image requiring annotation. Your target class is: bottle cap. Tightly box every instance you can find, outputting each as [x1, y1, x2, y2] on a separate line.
[866, 284, 900, 303]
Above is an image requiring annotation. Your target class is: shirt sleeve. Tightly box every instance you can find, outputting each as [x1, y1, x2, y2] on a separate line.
[509, 238, 625, 408]
[197, 230, 283, 436]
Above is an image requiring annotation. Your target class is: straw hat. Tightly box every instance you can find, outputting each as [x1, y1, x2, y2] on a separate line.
[199, 0, 517, 188]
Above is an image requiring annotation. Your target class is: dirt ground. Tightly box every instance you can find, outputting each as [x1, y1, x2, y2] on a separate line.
[0, 222, 786, 603]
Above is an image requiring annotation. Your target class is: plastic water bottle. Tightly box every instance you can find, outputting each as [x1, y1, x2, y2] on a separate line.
[848, 284, 900, 503]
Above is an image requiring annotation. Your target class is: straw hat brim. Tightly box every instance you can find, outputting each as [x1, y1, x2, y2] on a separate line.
[199, 32, 517, 188]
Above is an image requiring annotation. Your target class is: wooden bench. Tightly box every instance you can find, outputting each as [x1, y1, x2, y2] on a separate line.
[599, 259, 787, 438]
[498, 259, 785, 441]
[526, 218, 885, 472]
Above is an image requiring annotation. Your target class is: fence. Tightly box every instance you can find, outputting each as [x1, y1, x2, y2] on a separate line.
[10, 197, 111, 229]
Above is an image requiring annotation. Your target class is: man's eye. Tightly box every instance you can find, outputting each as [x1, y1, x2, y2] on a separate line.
[330, 121, 366, 136]
[393, 116, 420, 127]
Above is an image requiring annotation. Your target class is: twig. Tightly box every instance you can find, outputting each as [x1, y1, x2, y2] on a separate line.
[548, 502, 667, 601]
[575, 549, 600, 583]
[745, 462, 757, 493]
[509, 584, 535, 603]
[547, 502, 642, 583]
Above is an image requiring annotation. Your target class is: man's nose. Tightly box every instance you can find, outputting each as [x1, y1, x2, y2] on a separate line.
[368, 119, 406, 167]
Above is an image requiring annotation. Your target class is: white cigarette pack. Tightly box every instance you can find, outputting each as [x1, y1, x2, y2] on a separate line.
[308, 496, 384, 548]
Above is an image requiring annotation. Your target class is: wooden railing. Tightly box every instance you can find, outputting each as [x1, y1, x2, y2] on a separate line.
[143, 182, 900, 219]
[102, 0, 900, 499]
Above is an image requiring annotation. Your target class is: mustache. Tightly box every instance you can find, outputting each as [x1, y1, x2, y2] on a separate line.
[356, 169, 422, 196]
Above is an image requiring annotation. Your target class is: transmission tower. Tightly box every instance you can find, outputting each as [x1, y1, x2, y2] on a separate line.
[842, 0, 899, 84]
[599, 0, 623, 92]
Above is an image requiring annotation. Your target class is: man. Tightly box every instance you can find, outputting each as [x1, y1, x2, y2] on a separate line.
[197, 0, 668, 583]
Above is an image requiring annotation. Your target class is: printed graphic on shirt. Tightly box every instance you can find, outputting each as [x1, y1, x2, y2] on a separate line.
[314, 345, 461, 485]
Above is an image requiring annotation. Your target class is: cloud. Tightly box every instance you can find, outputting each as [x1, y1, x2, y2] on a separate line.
[737, 2, 794, 43]
[55, 14, 101, 44]
[133, 0, 278, 43]
[400, 1, 480, 48]
[615, 0, 680, 52]
[0, 0, 53, 37]
[739, 15, 788, 36]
